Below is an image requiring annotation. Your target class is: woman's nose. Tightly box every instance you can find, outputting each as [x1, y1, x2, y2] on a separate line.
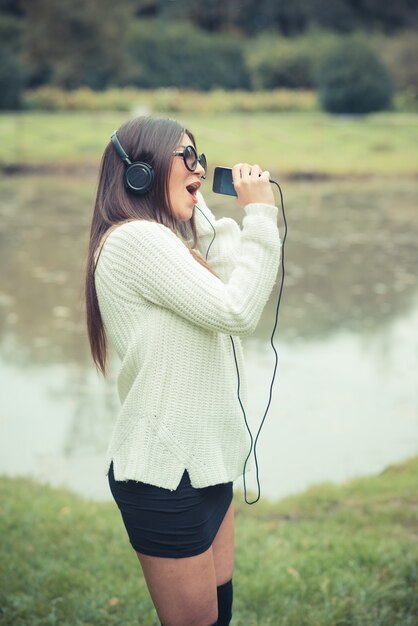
[196, 160, 206, 179]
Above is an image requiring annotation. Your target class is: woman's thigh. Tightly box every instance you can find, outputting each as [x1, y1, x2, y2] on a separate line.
[136, 547, 218, 626]
[212, 501, 235, 586]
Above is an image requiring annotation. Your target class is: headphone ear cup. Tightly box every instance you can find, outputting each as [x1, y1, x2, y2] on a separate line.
[124, 162, 154, 194]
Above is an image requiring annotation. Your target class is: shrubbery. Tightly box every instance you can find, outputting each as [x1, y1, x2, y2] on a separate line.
[317, 38, 393, 114]
[0, 15, 25, 110]
[247, 38, 314, 89]
[245, 31, 338, 90]
[121, 20, 250, 91]
[372, 30, 418, 101]
[0, 45, 25, 110]
[1, 8, 417, 113]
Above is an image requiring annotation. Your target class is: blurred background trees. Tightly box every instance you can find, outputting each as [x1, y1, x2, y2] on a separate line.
[317, 37, 394, 114]
[1, 0, 417, 112]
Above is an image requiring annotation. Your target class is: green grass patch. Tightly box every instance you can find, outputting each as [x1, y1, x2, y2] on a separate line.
[1, 111, 418, 177]
[1, 457, 417, 625]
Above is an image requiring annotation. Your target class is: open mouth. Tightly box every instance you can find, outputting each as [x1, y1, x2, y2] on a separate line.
[186, 181, 201, 203]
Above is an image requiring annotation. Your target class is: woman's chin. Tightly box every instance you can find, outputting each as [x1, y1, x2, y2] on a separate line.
[177, 205, 195, 221]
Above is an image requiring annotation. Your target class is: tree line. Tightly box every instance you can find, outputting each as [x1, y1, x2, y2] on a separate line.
[0, 0, 417, 112]
[150, 0, 417, 35]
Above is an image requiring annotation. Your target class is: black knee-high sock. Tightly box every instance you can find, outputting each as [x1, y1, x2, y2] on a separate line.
[216, 579, 233, 625]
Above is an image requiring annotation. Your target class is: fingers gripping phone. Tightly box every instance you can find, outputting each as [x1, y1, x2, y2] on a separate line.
[212, 166, 274, 197]
[212, 167, 237, 197]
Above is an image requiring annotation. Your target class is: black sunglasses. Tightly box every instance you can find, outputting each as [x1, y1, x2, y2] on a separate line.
[173, 145, 207, 179]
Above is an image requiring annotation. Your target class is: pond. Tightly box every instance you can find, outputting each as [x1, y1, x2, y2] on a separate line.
[0, 175, 417, 502]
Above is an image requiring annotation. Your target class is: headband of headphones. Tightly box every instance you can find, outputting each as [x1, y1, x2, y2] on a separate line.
[111, 130, 154, 195]
[111, 131, 132, 165]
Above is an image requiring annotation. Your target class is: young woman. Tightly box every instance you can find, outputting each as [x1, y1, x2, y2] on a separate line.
[85, 116, 281, 626]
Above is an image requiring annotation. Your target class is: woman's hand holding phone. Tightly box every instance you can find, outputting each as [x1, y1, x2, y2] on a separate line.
[232, 163, 275, 209]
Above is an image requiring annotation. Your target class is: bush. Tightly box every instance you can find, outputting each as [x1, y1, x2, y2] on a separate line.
[246, 37, 314, 89]
[246, 30, 339, 90]
[394, 88, 418, 112]
[121, 20, 250, 91]
[371, 30, 418, 101]
[316, 38, 393, 114]
[0, 15, 24, 50]
[21, 0, 132, 91]
[0, 45, 25, 110]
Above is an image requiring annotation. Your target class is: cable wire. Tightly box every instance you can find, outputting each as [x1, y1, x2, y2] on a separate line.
[195, 180, 287, 504]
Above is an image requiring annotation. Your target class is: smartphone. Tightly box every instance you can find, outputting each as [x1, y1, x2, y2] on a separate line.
[212, 167, 237, 197]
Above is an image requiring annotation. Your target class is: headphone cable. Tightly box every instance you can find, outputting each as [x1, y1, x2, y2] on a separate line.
[196, 180, 287, 504]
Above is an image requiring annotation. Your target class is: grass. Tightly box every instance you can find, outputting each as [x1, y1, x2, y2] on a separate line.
[1, 111, 418, 176]
[1, 456, 417, 625]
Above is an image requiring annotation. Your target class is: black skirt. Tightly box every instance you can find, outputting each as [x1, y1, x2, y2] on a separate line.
[108, 461, 233, 558]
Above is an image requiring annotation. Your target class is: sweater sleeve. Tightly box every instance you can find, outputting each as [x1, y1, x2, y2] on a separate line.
[192, 191, 241, 283]
[101, 203, 281, 337]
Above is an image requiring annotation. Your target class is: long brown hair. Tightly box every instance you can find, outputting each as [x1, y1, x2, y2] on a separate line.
[85, 116, 217, 377]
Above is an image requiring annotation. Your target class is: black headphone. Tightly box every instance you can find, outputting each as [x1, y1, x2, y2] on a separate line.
[111, 131, 155, 194]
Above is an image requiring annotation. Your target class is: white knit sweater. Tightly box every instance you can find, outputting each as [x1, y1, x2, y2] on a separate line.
[95, 191, 281, 489]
